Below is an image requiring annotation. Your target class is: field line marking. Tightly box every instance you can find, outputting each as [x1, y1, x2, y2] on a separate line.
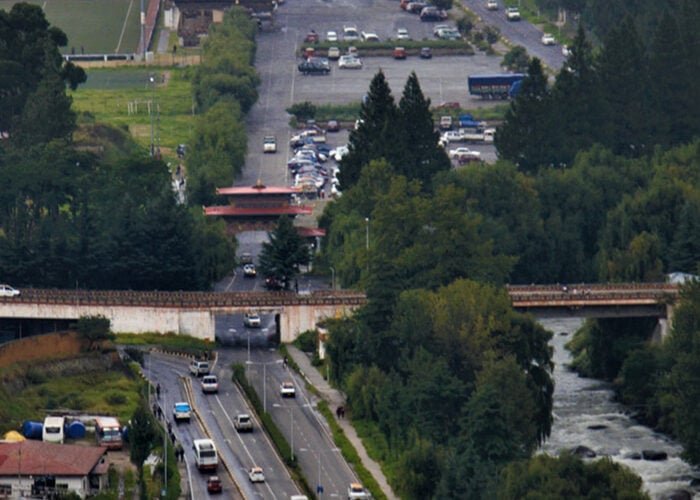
[116, 0, 135, 53]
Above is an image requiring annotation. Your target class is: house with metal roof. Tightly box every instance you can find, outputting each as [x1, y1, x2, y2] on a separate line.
[0, 441, 109, 498]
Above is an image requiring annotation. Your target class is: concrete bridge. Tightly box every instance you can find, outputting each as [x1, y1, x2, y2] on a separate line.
[0, 289, 366, 343]
[0, 283, 681, 342]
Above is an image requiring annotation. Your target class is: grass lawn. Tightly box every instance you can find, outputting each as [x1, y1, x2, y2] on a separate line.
[0, 367, 143, 433]
[70, 67, 196, 158]
[0, 0, 141, 53]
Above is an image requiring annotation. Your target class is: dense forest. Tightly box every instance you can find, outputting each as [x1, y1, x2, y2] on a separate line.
[318, 3, 700, 497]
[2, 0, 699, 497]
[0, 6, 263, 289]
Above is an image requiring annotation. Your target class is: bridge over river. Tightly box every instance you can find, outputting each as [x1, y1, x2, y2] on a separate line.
[0, 283, 681, 342]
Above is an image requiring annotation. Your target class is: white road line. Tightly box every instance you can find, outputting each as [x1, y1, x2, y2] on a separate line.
[116, 0, 135, 53]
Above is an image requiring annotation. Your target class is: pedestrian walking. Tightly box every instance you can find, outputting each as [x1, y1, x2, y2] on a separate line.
[156, 383, 161, 399]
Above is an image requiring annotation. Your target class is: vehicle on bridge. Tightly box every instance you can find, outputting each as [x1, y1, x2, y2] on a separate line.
[0, 284, 20, 297]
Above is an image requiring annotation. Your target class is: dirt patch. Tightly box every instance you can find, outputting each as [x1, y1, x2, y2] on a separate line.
[0, 332, 82, 368]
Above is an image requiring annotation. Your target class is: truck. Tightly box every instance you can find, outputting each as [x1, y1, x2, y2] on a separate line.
[458, 114, 487, 131]
[467, 73, 525, 99]
[173, 402, 192, 423]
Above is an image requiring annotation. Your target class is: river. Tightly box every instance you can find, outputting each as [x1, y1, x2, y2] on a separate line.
[537, 316, 700, 499]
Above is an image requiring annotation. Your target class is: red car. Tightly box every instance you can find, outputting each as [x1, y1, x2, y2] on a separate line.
[304, 30, 319, 43]
[207, 476, 222, 494]
[265, 277, 284, 291]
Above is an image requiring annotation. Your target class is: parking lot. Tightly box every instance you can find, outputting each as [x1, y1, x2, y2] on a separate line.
[241, 0, 506, 188]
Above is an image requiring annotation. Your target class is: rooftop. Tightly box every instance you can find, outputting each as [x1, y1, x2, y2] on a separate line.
[0, 441, 107, 477]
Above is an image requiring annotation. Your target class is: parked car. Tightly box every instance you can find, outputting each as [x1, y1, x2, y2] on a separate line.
[280, 381, 296, 397]
[406, 2, 427, 13]
[433, 24, 451, 36]
[439, 115, 453, 130]
[243, 263, 257, 277]
[437, 28, 461, 40]
[393, 46, 407, 59]
[420, 47, 432, 59]
[420, 6, 447, 21]
[326, 30, 338, 42]
[456, 151, 483, 164]
[541, 33, 556, 45]
[298, 59, 330, 75]
[263, 135, 277, 153]
[338, 55, 362, 69]
[342, 25, 360, 42]
[486, 0, 498, 10]
[0, 284, 20, 297]
[201, 375, 219, 394]
[360, 31, 380, 42]
[449, 146, 480, 159]
[396, 28, 410, 40]
[207, 476, 222, 494]
[327, 119, 340, 132]
[506, 7, 521, 20]
[327, 46, 341, 60]
[304, 30, 319, 43]
[243, 313, 261, 328]
[248, 467, 265, 483]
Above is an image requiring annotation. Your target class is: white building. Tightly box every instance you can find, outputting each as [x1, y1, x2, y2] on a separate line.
[0, 441, 108, 498]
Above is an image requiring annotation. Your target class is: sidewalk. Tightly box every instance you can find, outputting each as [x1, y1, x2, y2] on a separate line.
[286, 346, 399, 500]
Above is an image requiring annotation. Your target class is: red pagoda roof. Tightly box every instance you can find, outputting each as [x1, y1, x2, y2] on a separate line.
[217, 186, 302, 196]
[205, 206, 313, 216]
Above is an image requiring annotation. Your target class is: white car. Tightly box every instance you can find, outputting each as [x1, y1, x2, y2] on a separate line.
[541, 33, 556, 45]
[506, 7, 520, 20]
[280, 381, 296, 397]
[348, 483, 370, 499]
[562, 45, 571, 56]
[332, 144, 349, 161]
[396, 28, 410, 40]
[433, 24, 451, 36]
[440, 130, 464, 143]
[243, 263, 257, 277]
[338, 55, 362, 69]
[243, 313, 261, 328]
[486, 0, 498, 10]
[342, 25, 360, 42]
[263, 136, 276, 153]
[449, 147, 479, 159]
[326, 30, 338, 42]
[360, 31, 379, 42]
[201, 375, 219, 394]
[0, 284, 20, 297]
[248, 467, 265, 483]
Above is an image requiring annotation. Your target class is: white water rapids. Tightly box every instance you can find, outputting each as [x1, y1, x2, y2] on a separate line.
[537, 317, 700, 499]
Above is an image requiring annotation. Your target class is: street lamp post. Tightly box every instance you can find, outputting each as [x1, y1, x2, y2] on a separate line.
[149, 75, 155, 157]
[364, 217, 370, 274]
[246, 359, 283, 413]
[300, 447, 340, 497]
[273, 404, 294, 461]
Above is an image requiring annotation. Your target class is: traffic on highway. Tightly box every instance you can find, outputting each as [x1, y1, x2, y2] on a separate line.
[178, 0, 570, 496]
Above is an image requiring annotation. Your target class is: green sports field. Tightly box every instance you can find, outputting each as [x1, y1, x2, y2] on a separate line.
[0, 0, 141, 53]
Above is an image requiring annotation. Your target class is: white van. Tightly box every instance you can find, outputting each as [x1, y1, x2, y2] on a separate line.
[43, 416, 65, 443]
[193, 438, 218, 471]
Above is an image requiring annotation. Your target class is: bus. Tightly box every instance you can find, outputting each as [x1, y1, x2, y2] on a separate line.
[468, 73, 525, 99]
[95, 417, 123, 450]
[193, 438, 218, 471]
[42, 416, 65, 443]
